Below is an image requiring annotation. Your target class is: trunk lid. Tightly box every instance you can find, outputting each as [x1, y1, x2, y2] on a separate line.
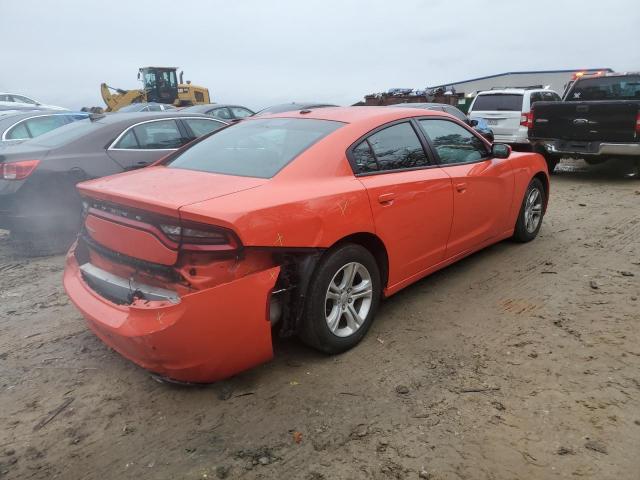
[530, 101, 639, 142]
[78, 165, 267, 217]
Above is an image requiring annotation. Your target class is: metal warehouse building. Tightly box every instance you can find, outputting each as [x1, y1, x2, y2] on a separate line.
[430, 68, 613, 103]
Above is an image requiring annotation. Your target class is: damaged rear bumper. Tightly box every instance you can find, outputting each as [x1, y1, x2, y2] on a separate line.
[63, 245, 280, 383]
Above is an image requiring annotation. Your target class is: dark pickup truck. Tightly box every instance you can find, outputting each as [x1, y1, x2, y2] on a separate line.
[528, 72, 640, 173]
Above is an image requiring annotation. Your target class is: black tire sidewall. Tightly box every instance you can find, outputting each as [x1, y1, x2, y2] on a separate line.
[513, 178, 546, 242]
[300, 244, 381, 354]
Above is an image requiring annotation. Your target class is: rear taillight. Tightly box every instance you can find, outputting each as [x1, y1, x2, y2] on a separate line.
[635, 111, 640, 135]
[1, 160, 40, 180]
[520, 111, 533, 128]
[159, 221, 240, 251]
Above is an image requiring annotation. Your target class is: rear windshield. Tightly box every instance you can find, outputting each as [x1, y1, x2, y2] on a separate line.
[567, 76, 640, 101]
[471, 94, 524, 111]
[166, 118, 343, 178]
[28, 118, 98, 147]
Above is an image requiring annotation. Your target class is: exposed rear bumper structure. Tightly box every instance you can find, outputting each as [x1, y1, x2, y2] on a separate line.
[64, 244, 280, 383]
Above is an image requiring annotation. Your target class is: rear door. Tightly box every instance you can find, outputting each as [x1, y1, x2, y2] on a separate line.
[349, 121, 453, 287]
[106, 118, 187, 170]
[417, 118, 514, 259]
[469, 93, 524, 135]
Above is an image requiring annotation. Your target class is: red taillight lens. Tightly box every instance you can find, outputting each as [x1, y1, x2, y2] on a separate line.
[635, 111, 640, 135]
[520, 111, 533, 128]
[1, 160, 40, 180]
[159, 222, 240, 251]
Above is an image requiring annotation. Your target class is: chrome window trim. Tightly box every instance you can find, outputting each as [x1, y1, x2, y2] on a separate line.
[1, 113, 82, 141]
[107, 116, 227, 151]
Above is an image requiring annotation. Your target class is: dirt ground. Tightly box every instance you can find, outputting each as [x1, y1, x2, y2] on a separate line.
[1, 159, 639, 480]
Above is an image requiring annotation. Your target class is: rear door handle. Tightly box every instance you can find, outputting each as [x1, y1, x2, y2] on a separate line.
[455, 182, 467, 193]
[378, 193, 396, 205]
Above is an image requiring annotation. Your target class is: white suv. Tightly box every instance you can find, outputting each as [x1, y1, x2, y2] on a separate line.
[468, 88, 561, 148]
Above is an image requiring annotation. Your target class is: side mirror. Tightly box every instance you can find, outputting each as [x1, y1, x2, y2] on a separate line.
[491, 143, 511, 159]
[469, 119, 479, 127]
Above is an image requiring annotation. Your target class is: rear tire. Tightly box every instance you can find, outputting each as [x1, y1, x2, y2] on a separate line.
[298, 244, 381, 354]
[513, 178, 546, 243]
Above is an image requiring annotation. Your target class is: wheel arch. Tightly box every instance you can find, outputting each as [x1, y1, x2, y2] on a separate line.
[330, 232, 389, 290]
[532, 171, 550, 212]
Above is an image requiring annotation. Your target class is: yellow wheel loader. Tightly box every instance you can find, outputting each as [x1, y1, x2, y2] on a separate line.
[101, 67, 210, 112]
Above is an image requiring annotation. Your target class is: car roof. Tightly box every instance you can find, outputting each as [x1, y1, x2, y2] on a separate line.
[390, 102, 458, 109]
[256, 103, 338, 114]
[95, 111, 222, 125]
[181, 104, 247, 112]
[252, 106, 449, 125]
[476, 88, 553, 95]
[0, 111, 87, 129]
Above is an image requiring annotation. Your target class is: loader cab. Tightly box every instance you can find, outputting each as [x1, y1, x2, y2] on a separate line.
[138, 67, 178, 105]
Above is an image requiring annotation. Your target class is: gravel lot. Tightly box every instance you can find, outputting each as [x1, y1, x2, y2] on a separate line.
[1, 159, 639, 480]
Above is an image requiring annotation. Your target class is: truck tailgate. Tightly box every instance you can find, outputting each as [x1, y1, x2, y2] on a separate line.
[530, 101, 639, 142]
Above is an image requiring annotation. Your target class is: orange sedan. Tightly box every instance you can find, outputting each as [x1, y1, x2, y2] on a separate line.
[64, 107, 549, 383]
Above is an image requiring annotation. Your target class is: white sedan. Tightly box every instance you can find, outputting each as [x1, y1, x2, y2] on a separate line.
[0, 92, 68, 111]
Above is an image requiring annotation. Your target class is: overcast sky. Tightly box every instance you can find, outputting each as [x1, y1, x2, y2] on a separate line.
[2, 0, 638, 110]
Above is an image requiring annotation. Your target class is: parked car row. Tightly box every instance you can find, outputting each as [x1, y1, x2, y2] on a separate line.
[0, 112, 227, 253]
[1, 93, 555, 384]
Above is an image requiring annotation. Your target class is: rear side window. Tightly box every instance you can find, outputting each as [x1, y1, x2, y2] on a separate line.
[24, 115, 69, 137]
[471, 94, 524, 112]
[183, 118, 226, 137]
[418, 119, 488, 165]
[5, 122, 30, 140]
[5, 115, 68, 140]
[352, 122, 428, 174]
[167, 118, 342, 178]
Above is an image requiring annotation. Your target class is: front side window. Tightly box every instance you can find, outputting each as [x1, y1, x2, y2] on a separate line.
[419, 119, 488, 165]
[471, 94, 524, 112]
[115, 120, 184, 149]
[183, 118, 226, 137]
[230, 107, 253, 118]
[353, 122, 428, 174]
[12, 95, 37, 105]
[209, 108, 232, 120]
[167, 118, 342, 178]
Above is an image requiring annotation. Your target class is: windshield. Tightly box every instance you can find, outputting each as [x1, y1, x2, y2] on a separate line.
[567, 76, 640, 101]
[28, 118, 98, 148]
[167, 118, 343, 178]
[471, 94, 524, 111]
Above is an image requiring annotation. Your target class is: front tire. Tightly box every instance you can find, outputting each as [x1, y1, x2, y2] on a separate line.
[513, 178, 546, 243]
[299, 244, 381, 354]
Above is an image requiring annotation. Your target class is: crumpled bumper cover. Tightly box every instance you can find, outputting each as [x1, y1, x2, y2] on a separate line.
[63, 248, 280, 383]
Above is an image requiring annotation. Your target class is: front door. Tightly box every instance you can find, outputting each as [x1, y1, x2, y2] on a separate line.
[350, 121, 453, 288]
[417, 118, 514, 259]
